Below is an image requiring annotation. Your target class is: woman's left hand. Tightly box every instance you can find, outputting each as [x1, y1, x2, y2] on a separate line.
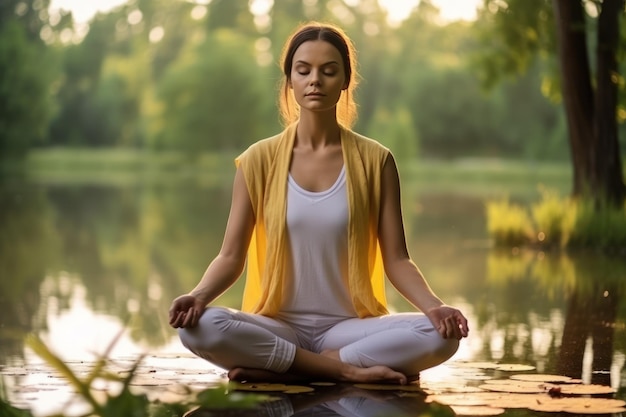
[426, 305, 469, 340]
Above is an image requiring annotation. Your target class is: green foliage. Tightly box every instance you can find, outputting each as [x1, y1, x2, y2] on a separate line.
[474, 0, 556, 89]
[486, 198, 534, 246]
[0, 0, 601, 164]
[26, 333, 123, 411]
[206, 0, 255, 34]
[368, 106, 419, 164]
[475, 0, 626, 205]
[1, 0, 55, 42]
[487, 188, 626, 250]
[568, 199, 626, 251]
[0, 20, 55, 162]
[155, 29, 273, 153]
[1, 375, 32, 416]
[18, 334, 268, 417]
[530, 186, 575, 247]
[0, 397, 34, 417]
[49, 12, 129, 147]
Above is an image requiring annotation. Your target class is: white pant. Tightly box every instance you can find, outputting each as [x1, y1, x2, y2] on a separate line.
[178, 307, 459, 377]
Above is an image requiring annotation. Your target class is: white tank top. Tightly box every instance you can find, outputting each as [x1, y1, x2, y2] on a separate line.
[280, 166, 356, 319]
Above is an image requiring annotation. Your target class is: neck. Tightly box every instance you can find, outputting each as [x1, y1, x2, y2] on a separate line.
[296, 111, 341, 148]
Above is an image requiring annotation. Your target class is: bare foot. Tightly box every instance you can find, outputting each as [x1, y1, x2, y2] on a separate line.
[228, 367, 308, 384]
[228, 365, 406, 385]
[321, 350, 407, 385]
[348, 365, 408, 385]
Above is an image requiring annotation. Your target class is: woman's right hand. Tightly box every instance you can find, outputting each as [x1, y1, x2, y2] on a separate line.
[168, 294, 205, 328]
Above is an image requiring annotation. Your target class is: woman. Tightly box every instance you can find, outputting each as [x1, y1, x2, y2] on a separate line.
[169, 22, 469, 385]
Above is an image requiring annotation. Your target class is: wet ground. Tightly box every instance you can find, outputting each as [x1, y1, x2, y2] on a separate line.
[2, 353, 624, 417]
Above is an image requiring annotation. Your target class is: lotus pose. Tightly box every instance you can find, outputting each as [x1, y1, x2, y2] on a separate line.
[169, 22, 469, 385]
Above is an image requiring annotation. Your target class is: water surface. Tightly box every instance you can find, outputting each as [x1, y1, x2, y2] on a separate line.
[0, 170, 624, 416]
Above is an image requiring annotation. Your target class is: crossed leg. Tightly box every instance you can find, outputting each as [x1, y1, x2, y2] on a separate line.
[316, 312, 460, 378]
[178, 307, 407, 384]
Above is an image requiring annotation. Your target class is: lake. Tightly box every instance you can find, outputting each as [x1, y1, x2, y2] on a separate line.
[0, 161, 624, 416]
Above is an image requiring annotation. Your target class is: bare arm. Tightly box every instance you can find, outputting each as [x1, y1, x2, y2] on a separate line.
[169, 167, 255, 328]
[190, 167, 255, 304]
[378, 154, 468, 339]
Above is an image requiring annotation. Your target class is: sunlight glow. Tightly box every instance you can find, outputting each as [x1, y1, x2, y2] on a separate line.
[430, 0, 480, 21]
[49, 0, 481, 25]
[50, 0, 127, 23]
[379, 0, 480, 25]
[149, 26, 165, 43]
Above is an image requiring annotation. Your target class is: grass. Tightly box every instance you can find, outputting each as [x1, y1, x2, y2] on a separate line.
[486, 187, 626, 252]
[22, 148, 239, 185]
[486, 198, 534, 246]
[19, 148, 573, 193]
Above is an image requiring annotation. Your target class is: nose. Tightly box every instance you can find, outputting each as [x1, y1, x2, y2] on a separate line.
[309, 70, 321, 86]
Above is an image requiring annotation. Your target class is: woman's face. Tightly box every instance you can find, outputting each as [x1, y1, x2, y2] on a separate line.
[289, 40, 347, 116]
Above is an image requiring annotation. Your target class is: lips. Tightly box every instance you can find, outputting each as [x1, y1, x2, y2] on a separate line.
[306, 91, 325, 96]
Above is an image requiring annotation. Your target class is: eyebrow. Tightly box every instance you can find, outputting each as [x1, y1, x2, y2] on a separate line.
[294, 60, 340, 66]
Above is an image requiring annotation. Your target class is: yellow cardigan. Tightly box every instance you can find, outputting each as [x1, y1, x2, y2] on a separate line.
[235, 123, 389, 318]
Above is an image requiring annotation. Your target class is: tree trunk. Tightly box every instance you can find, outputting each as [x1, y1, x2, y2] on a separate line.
[590, 284, 618, 386]
[553, 0, 626, 205]
[593, 0, 626, 206]
[552, 0, 595, 198]
[557, 290, 591, 378]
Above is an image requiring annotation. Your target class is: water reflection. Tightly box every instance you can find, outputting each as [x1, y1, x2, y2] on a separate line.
[0, 179, 237, 362]
[185, 384, 451, 417]
[0, 179, 59, 359]
[485, 250, 625, 388]
[0, 179, 624, 404]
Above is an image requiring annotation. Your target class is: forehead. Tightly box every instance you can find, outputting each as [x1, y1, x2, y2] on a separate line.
[292, 40, 344, 65]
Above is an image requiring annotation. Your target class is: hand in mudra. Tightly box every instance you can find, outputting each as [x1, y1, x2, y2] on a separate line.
[427, 305, 469, 340]
[169, 294, 205, 328]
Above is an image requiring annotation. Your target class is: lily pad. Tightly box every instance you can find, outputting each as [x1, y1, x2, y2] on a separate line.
[422, 382, 486, 395]
[528, 397, 626, 413]
[451, 362, 501, 370]
[450, 362, 535, 372]
[427, 392, 503, 406]
[557, 384, 617, 395]
[428, 392, 536, 409]
[478, 381, 548, 394]
[493, 364, 536, 372]
[509, 374, 574, 383]
[450, 405, 506, 415]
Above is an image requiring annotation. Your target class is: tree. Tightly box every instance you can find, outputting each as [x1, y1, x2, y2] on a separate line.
[154, 30, 273, 153]
[0, 21, 54, 161]
[552, 0, 625, 205]
[477, 0, 626, 205]
[0, 0, 61, 162]
[48, 13, 116, 147]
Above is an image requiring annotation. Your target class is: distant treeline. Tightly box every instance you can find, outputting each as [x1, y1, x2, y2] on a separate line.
[1, 0, 625, 162]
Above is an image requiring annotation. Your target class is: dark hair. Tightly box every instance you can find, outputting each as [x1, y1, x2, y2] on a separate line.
[278, 22, 359, 127]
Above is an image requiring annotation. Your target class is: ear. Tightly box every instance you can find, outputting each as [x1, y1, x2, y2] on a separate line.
[288, 78, 293, 89]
